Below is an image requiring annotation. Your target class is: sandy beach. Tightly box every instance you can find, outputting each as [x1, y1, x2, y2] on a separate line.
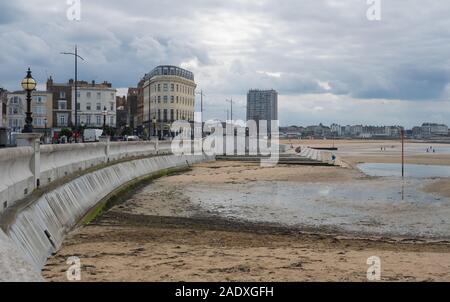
[282, 139, 450, 166]
[43, 142, 450, 281]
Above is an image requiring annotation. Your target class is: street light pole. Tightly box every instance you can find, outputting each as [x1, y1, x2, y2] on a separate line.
[148, 78, 152, 140]
[226, 98, 233, 122]
[103, 106, 107, 133]
[21, 68, 37, 133]
[44, 118, 48, 143]
[196, 89, 205, 137]
[401, 128, 405, 179]
[61, 45, 85, 137]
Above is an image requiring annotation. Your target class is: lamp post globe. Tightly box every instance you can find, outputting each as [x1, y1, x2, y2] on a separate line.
[21, 68, 37, 133]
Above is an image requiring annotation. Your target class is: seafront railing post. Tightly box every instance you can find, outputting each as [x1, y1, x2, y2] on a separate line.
[31, 138, 41, 189]
[99, 136, 111, 162]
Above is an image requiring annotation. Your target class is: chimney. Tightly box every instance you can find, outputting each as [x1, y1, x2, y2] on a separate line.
[92, 80, 95, 86]
[46, 76, 53, 90]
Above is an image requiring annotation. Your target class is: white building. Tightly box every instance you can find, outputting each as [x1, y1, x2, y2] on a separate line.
[72, 81, 117, 128]
[420, 123, 448, 137]
[330, 123, 342, 136]
[6, 91, 53, 133]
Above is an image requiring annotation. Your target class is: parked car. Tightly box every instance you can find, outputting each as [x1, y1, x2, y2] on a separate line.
[125, 135, 140, 141]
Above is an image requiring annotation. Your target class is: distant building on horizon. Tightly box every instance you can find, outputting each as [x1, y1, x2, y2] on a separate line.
[412, 123, 449, 138]
[246, 89, 278, 136]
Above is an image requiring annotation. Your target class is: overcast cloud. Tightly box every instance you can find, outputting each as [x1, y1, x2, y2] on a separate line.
[1, 0, 450, 127]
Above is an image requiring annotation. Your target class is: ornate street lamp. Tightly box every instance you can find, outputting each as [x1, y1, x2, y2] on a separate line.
[102, 106, 108, 133]
[21, 68, 37, 133]
[44, 118, 48, 143]
[80, 121, 85, 142]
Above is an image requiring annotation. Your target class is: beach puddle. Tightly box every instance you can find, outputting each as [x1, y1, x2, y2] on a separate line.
[358, 163, 450, 178]
[184, 180, 450, 239]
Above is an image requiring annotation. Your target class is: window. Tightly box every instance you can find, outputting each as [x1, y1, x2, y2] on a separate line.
[170, 96, 174, 103]
[86, 115, 91, 125]
[170, 109, 174, 122]
[58, 100, 67, 110]
[163, 96, 168, 103]
[176, 84, 179, 92]
[157, 84, 161, 92]
[76, 103, 80, 110]
[87, 92, 91, 98]
[158, 109, 161, 121]
[58, 114, 67, 126]
[96, 115, 102, 125]
[158, 96, 161, 103]
[163, 84, 168, 92]
[111, 93, 114, 100]
[176, 96, 179, 103]
[171, 84, 174, 92]
[60, 91, 66, 99]
[86, 102, 91, 110]
[109, 116, 114, 126]
[96, 103, 101, 111]
[97, 92, 101, 100]
[110, 102, 114, 111]
[163, 109, 168, 122]
[76, 92, 80, 98]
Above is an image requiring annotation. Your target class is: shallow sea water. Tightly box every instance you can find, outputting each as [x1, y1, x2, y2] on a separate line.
[184, 179, 450, 240]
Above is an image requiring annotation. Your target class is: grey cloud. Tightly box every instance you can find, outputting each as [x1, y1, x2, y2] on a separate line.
[1, 0, 450, 126]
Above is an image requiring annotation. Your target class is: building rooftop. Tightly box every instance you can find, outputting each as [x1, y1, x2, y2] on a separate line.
[143, 65, 194, 81]
[248, 89, 278, 93]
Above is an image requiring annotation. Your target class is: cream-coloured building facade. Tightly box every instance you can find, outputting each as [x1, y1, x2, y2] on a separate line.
[71, 80, 117, 128]
[142, 66, 196, 136]
[6, 91, 53, 133]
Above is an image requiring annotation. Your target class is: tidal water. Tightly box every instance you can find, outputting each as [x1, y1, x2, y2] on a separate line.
[184, 180, 450, 240]
[358, 163, 450, 178]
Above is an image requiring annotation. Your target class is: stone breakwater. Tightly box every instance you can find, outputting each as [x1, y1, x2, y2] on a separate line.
[0, 153, 213, 281]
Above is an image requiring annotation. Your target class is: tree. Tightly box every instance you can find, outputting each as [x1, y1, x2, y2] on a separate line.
[60, 128, 73, 138]
[103, 125, 115, 137]
[121, 127, 133, 136]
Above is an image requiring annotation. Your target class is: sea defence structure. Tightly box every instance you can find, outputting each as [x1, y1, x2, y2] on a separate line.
[0, 139, 212, 281]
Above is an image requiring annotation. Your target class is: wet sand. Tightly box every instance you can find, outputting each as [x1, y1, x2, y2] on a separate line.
[43, 159, 450, 282]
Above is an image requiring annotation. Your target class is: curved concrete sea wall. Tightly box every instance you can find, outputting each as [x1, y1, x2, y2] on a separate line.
[0, 139, 212, 281]
[0, 229, 43, 281]
[0, 155, 213, 281]
[0, 140, 172, 215]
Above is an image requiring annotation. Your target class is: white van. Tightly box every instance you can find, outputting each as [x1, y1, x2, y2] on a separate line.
[83, 129, 104, 142]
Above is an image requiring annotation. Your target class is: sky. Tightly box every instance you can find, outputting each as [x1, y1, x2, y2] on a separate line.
[1, 0, 450, 127]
